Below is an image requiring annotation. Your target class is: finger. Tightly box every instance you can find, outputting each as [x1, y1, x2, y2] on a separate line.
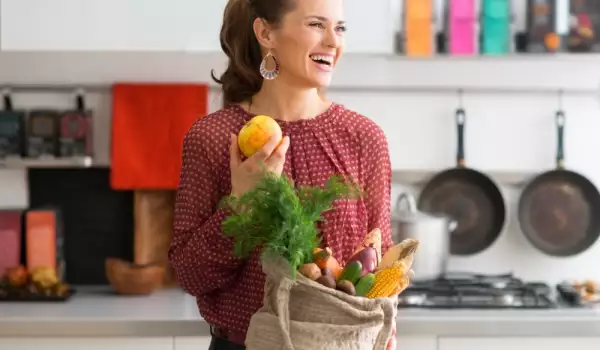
[265, 136, 290, 170]
[387, 336, 396, 350]
[247, 133, 282, 163]
[229, 134, 241, 169]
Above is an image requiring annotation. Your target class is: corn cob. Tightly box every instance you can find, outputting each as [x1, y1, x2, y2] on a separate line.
[378, 238, 419, 271]
[389, 275, 411, 297]
[366, 260, 407, 298]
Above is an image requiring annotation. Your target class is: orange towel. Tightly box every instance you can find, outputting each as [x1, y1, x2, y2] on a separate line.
[110, 83, 208, 190]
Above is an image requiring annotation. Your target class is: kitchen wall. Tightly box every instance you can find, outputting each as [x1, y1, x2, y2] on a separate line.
[2, 0, 600, 285]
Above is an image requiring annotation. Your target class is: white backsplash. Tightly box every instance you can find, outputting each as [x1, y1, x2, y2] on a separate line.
[2, 53, 600, 285]
[0, 170, 27, 209]
[330, 90, 600, 286]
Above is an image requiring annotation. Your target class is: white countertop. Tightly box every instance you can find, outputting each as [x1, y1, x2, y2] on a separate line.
[2, 287, 600, 337]
[0, 287, 208, 337]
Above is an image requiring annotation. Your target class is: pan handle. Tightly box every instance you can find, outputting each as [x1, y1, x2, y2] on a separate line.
[556, 110, 565, 170]
[76, 93, 86, 112]
[396, 192, 417, 214]
[2, 91, 12, 112]
[456, 108, 466, 168]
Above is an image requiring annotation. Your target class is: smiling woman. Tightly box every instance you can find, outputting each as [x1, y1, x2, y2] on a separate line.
[168, 0, 395, 349]
[213, 0, 346, 105]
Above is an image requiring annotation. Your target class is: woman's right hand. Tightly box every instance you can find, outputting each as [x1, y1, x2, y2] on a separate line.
[229, 133, 290, 197]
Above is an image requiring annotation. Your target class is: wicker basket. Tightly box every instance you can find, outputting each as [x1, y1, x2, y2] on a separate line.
[105, 258, 165, 295]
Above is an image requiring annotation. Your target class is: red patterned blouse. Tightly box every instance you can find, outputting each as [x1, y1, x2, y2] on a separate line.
[169, 103, 393, 344]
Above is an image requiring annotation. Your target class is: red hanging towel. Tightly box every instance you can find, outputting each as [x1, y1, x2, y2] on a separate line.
[110, 83, 208, 190]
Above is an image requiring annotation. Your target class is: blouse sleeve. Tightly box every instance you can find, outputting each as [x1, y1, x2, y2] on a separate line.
[362, 126, 394, 254]
[168, 124, 244, 297]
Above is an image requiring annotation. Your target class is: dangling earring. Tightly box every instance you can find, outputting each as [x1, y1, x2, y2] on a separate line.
[259, 52, 279, 80]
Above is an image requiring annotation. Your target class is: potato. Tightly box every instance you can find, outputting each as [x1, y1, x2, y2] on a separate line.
[299, 263, 322, 281]
[316, 275, 336, 289]
[321, 267, 334, 279]
[336, 280, 356, 296]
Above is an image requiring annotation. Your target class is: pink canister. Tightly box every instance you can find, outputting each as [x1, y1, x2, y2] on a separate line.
[449, 0, 477, 54]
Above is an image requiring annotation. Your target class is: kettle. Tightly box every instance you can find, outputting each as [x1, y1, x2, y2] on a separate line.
[391, 192, 457, 280]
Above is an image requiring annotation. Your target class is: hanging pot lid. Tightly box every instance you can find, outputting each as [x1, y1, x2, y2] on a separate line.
[392, 192, 452, 223]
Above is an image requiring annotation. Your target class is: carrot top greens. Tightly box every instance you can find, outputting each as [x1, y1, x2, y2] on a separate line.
[221, 172, 361, 277]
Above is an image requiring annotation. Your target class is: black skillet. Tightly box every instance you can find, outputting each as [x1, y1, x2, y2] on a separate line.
[418, 108, 507, 256]
[518, 110, 600, 257]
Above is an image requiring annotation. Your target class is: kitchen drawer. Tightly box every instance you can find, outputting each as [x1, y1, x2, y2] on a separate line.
[174, 336, 212, 350]
[0, 337, 173, 350]
[439, 337, 600, 350]
[397, 336, 437, 350]
[174, 335, 434, 350]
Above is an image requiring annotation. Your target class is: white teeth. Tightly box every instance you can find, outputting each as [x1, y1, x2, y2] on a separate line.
[310, 54, 333, 65]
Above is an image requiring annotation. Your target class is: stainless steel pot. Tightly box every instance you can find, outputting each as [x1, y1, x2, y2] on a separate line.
[391, 192, 457, 280]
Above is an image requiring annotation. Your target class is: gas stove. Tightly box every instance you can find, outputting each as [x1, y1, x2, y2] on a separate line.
[398, 272, 556, 309]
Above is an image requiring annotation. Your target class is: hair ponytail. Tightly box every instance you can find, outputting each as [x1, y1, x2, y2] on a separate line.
[211, 0, 293, 106]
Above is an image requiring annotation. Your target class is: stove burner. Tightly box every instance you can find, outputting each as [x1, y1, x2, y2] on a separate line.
[398, 272, 556, 309]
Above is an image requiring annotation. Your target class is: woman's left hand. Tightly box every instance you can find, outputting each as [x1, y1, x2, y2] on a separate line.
[386, 323, 397, 350]
[387, 269, 413, 350]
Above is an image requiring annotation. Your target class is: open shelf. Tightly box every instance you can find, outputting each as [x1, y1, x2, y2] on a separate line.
[0, 157, 94, 169]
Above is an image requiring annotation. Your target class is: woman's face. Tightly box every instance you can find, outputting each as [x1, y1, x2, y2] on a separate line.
[265, 0, 346, 88]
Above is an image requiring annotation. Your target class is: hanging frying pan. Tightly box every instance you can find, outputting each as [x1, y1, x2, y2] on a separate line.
[417, 108, 507, 255]
[518, 110, 600, 257]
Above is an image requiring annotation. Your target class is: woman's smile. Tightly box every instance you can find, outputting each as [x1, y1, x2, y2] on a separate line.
[309, 53, 335, 72]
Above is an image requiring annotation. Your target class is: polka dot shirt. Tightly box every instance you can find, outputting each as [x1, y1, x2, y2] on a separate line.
[168, 102, 392, 343]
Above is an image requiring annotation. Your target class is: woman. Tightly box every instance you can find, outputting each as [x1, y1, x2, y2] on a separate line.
[169, 0, 394, 349]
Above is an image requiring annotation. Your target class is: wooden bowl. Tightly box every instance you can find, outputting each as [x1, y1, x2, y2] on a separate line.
[105, 258, 165, 295]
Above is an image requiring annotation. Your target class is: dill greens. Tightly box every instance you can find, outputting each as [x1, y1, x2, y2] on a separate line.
[220, 172, 361, 278]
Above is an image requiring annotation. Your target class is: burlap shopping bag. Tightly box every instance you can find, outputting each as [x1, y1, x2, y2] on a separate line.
[245, 255, 397, 350]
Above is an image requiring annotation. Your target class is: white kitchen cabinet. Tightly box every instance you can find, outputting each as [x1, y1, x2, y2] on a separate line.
[0, 0, 226, 51]
[439, 337, 600, 350]
[397, 336, 437, 350]
[0, 337, 173, 350]
[1, 0, 395, 54]
[342, 0, 396, 54]
[174, 336, 212, 350]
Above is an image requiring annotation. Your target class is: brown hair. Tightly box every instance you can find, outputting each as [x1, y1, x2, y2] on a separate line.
[212, 0, 294, 106]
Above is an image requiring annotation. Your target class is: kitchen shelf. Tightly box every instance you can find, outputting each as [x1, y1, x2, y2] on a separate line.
[377, 53, 600, 61]
[0, 157, 94, 169]
[391, 169, 537, 186]
[2, 52, 600, 95]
